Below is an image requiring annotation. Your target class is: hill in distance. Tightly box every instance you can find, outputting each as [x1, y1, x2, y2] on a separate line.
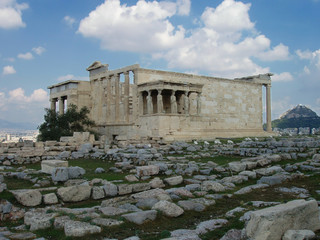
[272, 105, 320, 129]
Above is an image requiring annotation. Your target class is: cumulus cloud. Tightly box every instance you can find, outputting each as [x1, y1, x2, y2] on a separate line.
[78, 0, 185, 52]
[78, 0, 290, 78]
[9, 88, 48, 103]
[272, 72, 293, 82]
[32, 46, 46, 55]
[64, 16, 76, 27]
[0, 0, 28, 29]
[18, 52, 34, 60]
[2, 65, 16, 75]
[176, 0, 191, 16]
[0, 88, 49, 124]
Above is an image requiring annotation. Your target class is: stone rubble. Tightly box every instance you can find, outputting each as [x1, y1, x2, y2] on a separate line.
[1, 136, 320, 239]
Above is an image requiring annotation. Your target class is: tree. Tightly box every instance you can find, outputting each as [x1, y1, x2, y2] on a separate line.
[37, 104, 96, 141]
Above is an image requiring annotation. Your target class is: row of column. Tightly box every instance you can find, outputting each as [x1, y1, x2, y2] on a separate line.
[50, 97, 66, 115]
[142, 89, 201, 115]
[104, 71, 131, 123]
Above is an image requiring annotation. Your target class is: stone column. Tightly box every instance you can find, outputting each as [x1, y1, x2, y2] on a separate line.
[170, 90, 177, 114]
[157, 89, 163, 114]
[197, 92, 201, 115]
[147, 90, 153, 114]
[139, 91, 144, 115]
[132, 70, 139, 121]
[115, 74, 120, 122]
[58, 97, 64, 115]
[106, 75, 112, 123]
[50, 99, 56, 112]
[184, 91, 189, 115]
[124, 71, 130, 122]
[266, 84, 272, 132]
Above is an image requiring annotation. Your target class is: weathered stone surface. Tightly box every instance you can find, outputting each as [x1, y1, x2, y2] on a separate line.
[24, 210, 58, 231]
[51, 167, 69, 182]
[150, 177, 165, 188]
[282, 229, 315, 240]
[64, 220, 101, 237]
[195, 219, 228, 235]
[164, 176, 183, 186]
[131, 188, 168, 200]
[220, 229, 243, 240]
[245, 199, 320, 240]
[41, 160, 68, 174]
[125, 175, 139, 182]
[201, 181, 225, 192]
[118, 184, 133, 195]
[228, 162, 246, 172]
[102, 182, 118, 197]
[136, 165, 160, 177]
[122, 210, 157, 224]
[92, 186, 105, 200]
[132, 183, 151, 193]
[12, 189, 42, 207]
[57, 185, 92, 202]
[43, 193, 58, 205]
[100, 206, 128, 216]
[68, 166, 86, 179]
[92, 218, 124, 227]
[234, 184, 269, 195]
[152, 200, 184, 217]
[177, 200, 205, 212]
[6, 232, 37, 240]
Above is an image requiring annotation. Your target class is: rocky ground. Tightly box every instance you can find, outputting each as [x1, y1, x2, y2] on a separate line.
[1, 136, 320, 240]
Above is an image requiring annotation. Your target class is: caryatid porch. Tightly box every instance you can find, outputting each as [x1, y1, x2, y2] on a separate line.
[137, 81, 203, 116]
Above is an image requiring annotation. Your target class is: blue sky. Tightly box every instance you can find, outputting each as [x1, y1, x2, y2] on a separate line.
[0, 0, 320, 128]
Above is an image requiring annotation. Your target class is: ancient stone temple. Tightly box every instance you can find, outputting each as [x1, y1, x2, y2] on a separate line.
[48, 61, 272, 142]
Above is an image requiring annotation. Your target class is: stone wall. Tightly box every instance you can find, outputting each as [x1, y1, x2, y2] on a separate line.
[0, 132, 102, 165]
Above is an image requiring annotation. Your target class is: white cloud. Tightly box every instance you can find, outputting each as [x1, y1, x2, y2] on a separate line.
[57, 74, 75, 82]
[272, 72, 293, 82]
[18, 52, 34, 60]
[32, 46, 46, 55]
[2, 65, 16, 75]
[257, 43, 290, 61]
[0, 88, 49, 124]
[8, 88, 48, 103]
[201, 0, 254, 34]
[0, 0, 28, 29]
[296, 49, 313, 60]
[176, 0, 191, 16]
[64, 16, 76, 27]
[78, 0, 185, 52]
[78, 0, 290, 78]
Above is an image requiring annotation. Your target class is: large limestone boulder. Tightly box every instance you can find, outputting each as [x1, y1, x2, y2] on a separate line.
[64, 220, 101, 237]
[152, 200, 184, 217]
[24, 210, 58, 231]
[41, 160, 68, 174]
[102, 182, 118, 197]
[136, 165, 160, 177]
[12, 189, 42, 207]
[122, 210, 157, 224]
[164, 176, 183, 186]
[245, 199, 320, 240]
[228, 162, 246, 172]
[57, 185, 92, 202]
[201, 181, 225, 192]
[51, 167, 69, 182]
